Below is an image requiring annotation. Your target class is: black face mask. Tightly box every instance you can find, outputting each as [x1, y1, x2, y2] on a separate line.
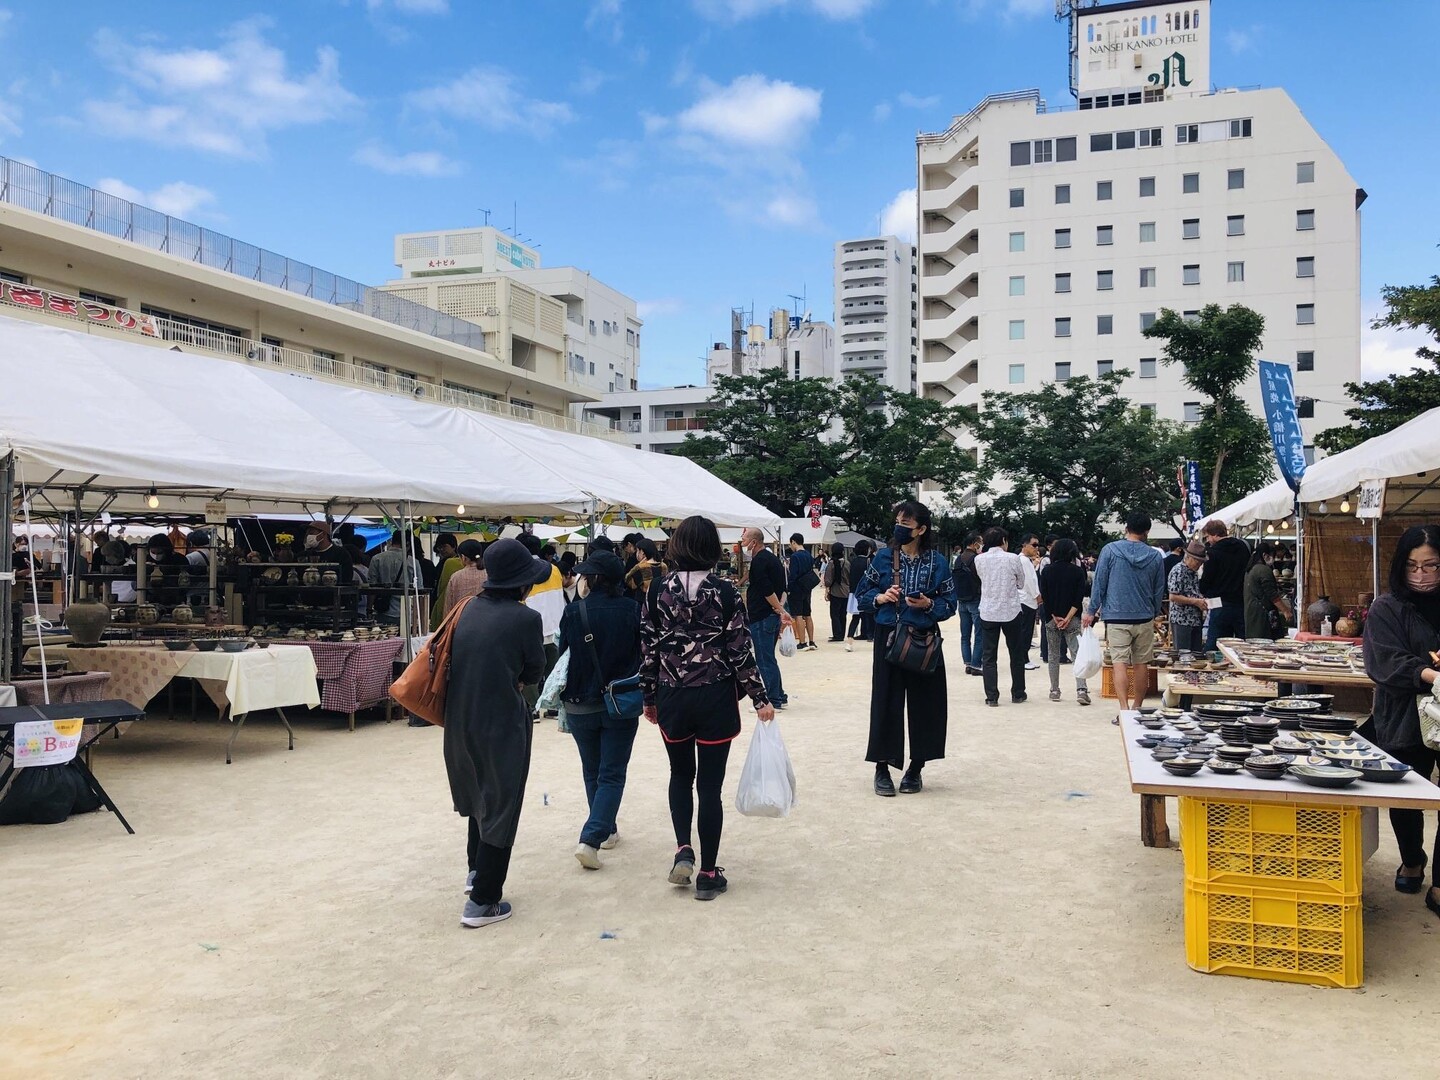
[893, 525, 914, 546]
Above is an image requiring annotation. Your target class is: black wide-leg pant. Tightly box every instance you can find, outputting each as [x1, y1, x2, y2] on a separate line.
[866, 632, 947, 768]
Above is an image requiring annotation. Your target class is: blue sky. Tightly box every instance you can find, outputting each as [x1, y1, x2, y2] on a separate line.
[1, 0, 1436, 387]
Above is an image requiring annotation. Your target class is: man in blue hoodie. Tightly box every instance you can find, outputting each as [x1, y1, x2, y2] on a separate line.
[1083, 511, 1166, 713]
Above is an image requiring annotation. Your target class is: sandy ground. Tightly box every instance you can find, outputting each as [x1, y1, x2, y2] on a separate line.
[4, 636, 1440, 1080]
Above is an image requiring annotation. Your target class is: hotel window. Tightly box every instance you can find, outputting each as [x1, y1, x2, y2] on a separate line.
[1097, 359, 1114, 376]
[1055, 228, 1072, 249]
[1009, 275, 1026, 296]
[1183, 402, 1202, 423]
[1297, 256, 1315, 278]
[1296, 350, 1315, 371]
[1097, 314, 1113, 335]
[1183, 218, 1200, 239]
[1055, 183, 1071, 204]
[1139, 221, 1156, 243]
[1096, 225, 1114, 246]
[1297, 304, 1316, 325]
[1177, 124, 1199, 143]
[1097, 180, 1113, 201]
[1055, 317, 1072, 338]
[1055, 361, 1071, 382]
[1297, 209, 1315, 231]
[1139, 127, 1162, 146]
[1230, 118, 1253, 138]
[1297, 161, 1315, 184]
[1139, 357, 1157, 378]
[1183, 173, 1200, 194]
[1055, 272, 1071, 293]
[1097, 269, 1114, 291]
[1139, 267, 1156, 288]
[1227, 261, 1245, 283]
[1009, 187, 1025, 208]
[1227, 215, 1245, 236]
[1228, 168, 1245, 190]
[1139, 176, 1156, 197]
[1140, 311, 1157, 330]
[1139, 403, 1157, 417]
[1297, 397, 1315, 419]
[1183, 264, 1200, 285]
[1183, 310, 1200, 323]
[1009, 319, 1025, 340]
[1009, 231, 1026, 252]
[1057, 137, 1077, 161]
[1009, 363, 1025, 385]
[1090, 132, 1113, 152]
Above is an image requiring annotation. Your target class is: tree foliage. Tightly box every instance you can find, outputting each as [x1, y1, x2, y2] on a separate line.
[1143, 303, 1274, 508]
[674, 369, 975, 538]
[969, 371, 1192, 551]
[1316, 276, 1440, 454]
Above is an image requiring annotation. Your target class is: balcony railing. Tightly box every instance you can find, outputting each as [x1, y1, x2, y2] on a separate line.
[652, 417, 707, 433]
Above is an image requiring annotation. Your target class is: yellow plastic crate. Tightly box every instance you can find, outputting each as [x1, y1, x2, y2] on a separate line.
[1178, 796, 1362, 895]
[1184, 881, 1362, 988]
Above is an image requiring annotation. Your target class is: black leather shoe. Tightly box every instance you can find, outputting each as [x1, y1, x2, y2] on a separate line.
[898, 771, 923, 794]
[1011, 694, 1028, 704]
[965, 666, 982, 676]
[874, 768, 896, 797]
[985, 699, 999, 707]
[1398, 866, 1427, 893]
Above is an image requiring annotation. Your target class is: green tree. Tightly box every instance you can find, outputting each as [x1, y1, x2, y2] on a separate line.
[674, 369, 975, 538]
[969, 371, 1192, 551]
[1316, 276, 1440, 453]
[1144, 304, 1274, 508]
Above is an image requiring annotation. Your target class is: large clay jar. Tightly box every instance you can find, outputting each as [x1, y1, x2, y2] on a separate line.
[1306, 595, 1341, 634]
[321, 569, 338, 587]
[303, 566, 321, 587]
[135, 602, 159, 626]
[286, 570, 300, 587]
[172, 604, 194, 625]
[65, 596, 112, 646]
[1335, 617, 1360, 638]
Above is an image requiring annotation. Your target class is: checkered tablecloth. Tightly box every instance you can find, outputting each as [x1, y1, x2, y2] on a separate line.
[301, 639, 405, 714]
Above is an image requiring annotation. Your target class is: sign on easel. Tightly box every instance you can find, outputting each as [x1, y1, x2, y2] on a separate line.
[1356, 479, 1386, 520]
[13, 717, 83, 768]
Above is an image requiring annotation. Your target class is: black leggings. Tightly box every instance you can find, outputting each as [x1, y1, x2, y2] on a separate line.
[1388, 744, 1440, 884]
[664, 738, 732, 872]
[467, 818, 512, 906]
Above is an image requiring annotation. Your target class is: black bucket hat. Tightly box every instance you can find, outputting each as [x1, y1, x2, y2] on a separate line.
[482, 538, 554, 590]
[574, 551, 625, 583]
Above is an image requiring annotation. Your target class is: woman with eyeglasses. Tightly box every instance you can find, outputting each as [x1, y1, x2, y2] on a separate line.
[1363, 525, 1440, 918]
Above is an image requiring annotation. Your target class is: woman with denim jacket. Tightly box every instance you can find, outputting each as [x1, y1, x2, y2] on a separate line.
[855, 500, 957, 797]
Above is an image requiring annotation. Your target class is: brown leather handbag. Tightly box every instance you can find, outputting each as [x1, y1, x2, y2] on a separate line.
[389, 596, 475, 727]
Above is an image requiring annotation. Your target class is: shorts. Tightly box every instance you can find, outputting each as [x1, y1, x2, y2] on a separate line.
[656, 680, 742, 745]
[788, 587, 813, 617]
[1106, 621, 1156, 666]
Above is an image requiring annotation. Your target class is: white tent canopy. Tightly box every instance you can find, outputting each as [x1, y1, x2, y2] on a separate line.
[1206, 478, 1295, 529]
[1298, 406, 1440, 508]
[0, 316, 777, 527]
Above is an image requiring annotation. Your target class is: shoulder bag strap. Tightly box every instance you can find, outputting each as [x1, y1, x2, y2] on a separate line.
[577, 598, 605, 682]
[427, 594, 474, 675]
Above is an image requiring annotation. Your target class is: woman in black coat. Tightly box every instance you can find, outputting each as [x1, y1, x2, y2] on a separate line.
[443, 539, 553, 929]
[1363, 524, 1440, 916]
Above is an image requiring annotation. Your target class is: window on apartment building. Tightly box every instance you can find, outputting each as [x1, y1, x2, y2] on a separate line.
[1230, 118, 1253, 138]
[1227, 261, 1245, 283]
[1177, 124, 1199, 143]
[1097, 359, 1114, 377]
[1183, 264, 1201, 285]
[1183, 310, 1201, 323]
[1140, 311, 1157, 331]
[627, 328, 636, 345]
[1051, 229, 1072, 251]
[1304, 444, 1317, 466]
[1139, 221, 1157, 243]
[1183, 173, 1200, 194]
[588, 319, 596, 334]
[1297, 161, 1315, 184]
[1097, 180, 1113, 201]
[1139, 267, 1157, 288]
[394, 369, 419, 392]
[1055, 184, 1071, 204]
[1055, 317, 1071, 338]
[1139, 403, 1157, 417]
[1057, 137, 1077, 161]
[1090, 132, 1113, 153]
[1097, 270, 1114, 290]
[1227, 215, 1245, 236]
[1097, 314, 1113, 335]
[1297, 304, 1316, 325]
[1009, 231, 1025, 252]
[1011, 141, 1031, 165]
[1115, 129, 1137, 150]
[1009, 275, 1025, 296]
[1139, 357, 1157, 378]
[1096, 225, 1114, 245]
[1297, 397, 1315, 419]
[1228, 168, 1245, 190]
[1183, 218, 1200, 239]
[1009, 319, 1025, 340]
[79, 289, 117, 306]
[1297, 350, 1315, 371]
[1139, 176, 1156, 197]
[1297, 209, 1315, 231]
[1009, 363, 1025, 384]
[1183, 402, 1203, 423]
[1297, 256, 1315, 278]
[1055, 273, 1071, 293]
[1009, 188, 1025, 208]
[311, 349, 338, 375]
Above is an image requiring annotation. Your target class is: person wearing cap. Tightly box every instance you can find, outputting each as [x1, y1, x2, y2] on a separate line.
[1168, 538, 1209, 655]
[556, 550, 643, 870]
[443, 539, 488, 617]
[444, 538, 553, 929]
[301, 521, 354, 585]
[518, 532, 567, 715]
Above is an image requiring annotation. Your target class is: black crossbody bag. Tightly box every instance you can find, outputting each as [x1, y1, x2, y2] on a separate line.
[884, 558, 943, 675]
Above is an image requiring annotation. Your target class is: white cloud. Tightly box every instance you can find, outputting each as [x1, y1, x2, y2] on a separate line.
[406, 66, 574, 136]
[586, 0, 623, 41]
[764, 191, 821, 229]
[879, 187, 916, 242]
[83, 20, 358, 157]
[1226, 25, 1262, 53]
[637, 298, 684, 320]
[353, 142, 461, 177]
[673, 74, 821, 149]
[1360, 313, 1435, 380]
[572, 66, 609, 96]
[897, 91, 939, 109]
[367, 0, 449, 12]
[563, 138, 639, 192]
[693, 0, 875, 20]
[96, 177, 217, 219]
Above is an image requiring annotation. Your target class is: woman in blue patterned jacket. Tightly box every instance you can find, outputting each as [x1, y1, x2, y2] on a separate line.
[856, 500, 957, 797]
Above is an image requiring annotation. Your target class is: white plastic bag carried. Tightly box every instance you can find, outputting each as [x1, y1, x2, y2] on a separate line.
[735, 719, 798, 818]
[537, 644, 572, 732]
[1072, 627, 1103, 681]
[778, 625, 798, 658]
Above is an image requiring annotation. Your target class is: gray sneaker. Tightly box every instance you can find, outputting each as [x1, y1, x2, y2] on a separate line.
[1049, 689, 1061, 701]
[460, 900, 512, 928]
[600, 832, 620, 850]
[1077, 689, 1091, 706]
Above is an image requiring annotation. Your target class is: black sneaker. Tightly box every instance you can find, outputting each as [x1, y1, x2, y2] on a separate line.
[695, 868, 728, 901]
[668, 845, 696, 886]
[1012, 693, 1028, 704]
[874, 766, 897, 797]
[898, 769, 923, 794]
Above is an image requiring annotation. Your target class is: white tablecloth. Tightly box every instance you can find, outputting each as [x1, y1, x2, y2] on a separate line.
[177, 645, 319, 717]
[0, 685, 16, 708]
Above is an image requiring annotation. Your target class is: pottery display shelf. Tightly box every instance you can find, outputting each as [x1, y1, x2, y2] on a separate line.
[1161, 669, 1277, 708]
[1216, 640, 1374, 690]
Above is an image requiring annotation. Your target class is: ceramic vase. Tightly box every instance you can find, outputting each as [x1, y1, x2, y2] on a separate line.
[172, 604, 194, 625]
[1306, 595, 1341, 634]
[65, 596, 112, 646]
[135, 603, 159, 626]
[303, 567, 321, 587]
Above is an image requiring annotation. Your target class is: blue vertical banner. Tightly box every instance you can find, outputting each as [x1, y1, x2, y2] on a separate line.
[1184, 461, 1206, 532]
[1258, 360, 1308, 492]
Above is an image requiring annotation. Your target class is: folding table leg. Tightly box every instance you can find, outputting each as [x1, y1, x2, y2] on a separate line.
[225, 711, 247, 765]
[276, 707, 296, 751]
[348, 710, 356, 732]
[72, 756, 135, 835]
[1141, 794, 1171, 847]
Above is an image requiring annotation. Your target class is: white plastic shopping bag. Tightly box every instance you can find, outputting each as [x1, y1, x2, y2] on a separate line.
[735, 720, 798, 818]
[1072, 628, 1103, 681]
[778, 625, 798, 658]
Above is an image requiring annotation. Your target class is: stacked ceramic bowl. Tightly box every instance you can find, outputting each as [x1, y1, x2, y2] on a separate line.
[1243, 754, 1292, 780]
[1243, 716, 1281, 745]
[1161, 758, 1205, 777]
[1218, 720, 1251, 745]
[1297, 713, 1359, 736]
[1215, 744, 1257, 764]
[1261, 698, 1324, 730]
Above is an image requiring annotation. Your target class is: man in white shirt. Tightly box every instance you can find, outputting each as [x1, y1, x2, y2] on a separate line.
[974, 527, 1032, 706]
[1017, 534, 1043, 671]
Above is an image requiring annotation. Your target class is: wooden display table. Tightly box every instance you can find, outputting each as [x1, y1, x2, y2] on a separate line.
[1215, 640, 1374, 691]
[1161, 670, 1276, 708]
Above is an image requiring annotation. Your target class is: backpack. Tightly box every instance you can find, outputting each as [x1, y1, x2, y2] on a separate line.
[952, 551, 980, 599]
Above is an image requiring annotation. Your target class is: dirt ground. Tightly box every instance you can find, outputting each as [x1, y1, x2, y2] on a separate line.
[4, 637, 1439, 1080]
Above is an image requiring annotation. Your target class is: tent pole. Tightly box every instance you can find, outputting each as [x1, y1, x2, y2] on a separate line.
[1372, 516, 1380, 600]
[1, 452, 13, 682]
[401, 501, 415, 663]
[1294, 499, 1304, 633]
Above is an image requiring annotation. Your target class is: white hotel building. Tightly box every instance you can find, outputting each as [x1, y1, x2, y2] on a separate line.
[917, 0, 1361, 488]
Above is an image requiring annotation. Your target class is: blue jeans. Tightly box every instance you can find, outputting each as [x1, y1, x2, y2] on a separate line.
[958, 600, 982, 667]
[568, 710, 639, 848]
[1205, 605, 1245, 651]
[748, 615, 787, 704]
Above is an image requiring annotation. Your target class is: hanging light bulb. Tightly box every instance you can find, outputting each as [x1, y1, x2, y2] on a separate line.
[456, 504, 466, 516]
[1316, 501, 1329, 515]
[1340, 496, 1351, 514]
[146, 487, 160, 509]
[1266, 523, 1275, 534]
[1281, 518, 1290, 529]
